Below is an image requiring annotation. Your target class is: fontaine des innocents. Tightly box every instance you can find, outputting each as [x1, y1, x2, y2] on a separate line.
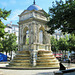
[8, 1, 60, 68]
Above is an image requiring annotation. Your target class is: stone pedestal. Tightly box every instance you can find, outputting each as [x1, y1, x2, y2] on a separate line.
[32, 51, 36, 66]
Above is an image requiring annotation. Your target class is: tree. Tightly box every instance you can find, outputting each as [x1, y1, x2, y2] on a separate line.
[47, 0, 75, 34]
[0, 8, 11, 37]
[7, 33, 18, 59]
[1, 34, 10, 55]
[0, 8, 11, 49]
[0, 39, 3, 51]
[1, 33, 18, 59]
[50, 36, 58, 55]
[68, 34, 75, 52]
[58, 35, 69, 55]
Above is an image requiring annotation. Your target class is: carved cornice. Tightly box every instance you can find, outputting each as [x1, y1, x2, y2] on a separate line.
[18, 18, 48, 25]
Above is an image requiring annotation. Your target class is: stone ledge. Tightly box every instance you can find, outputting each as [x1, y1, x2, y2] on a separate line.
[54, 68, 75, 75]
[0, 67, 59, 70]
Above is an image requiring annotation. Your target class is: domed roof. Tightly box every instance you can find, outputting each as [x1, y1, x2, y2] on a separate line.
[27, 4, 42, 11]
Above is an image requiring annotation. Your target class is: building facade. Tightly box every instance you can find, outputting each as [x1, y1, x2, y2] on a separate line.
[5, 23, 19, 44]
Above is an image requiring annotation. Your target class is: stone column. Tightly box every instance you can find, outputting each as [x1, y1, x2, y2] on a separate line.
[22, 25, 23, 45]
[30, 23, 34, 44]
[33, 22, 36, 44]
[45, 32, 50, 44]
[35, 24, 37, 43]
[47, 33, 50, 44]
[29, 24, 31, 44]
[19, 25, 20, 50]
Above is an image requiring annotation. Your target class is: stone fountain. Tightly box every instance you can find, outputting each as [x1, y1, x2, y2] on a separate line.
[8, 1, 60, 68]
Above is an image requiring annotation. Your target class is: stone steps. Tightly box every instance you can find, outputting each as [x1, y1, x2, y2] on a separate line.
[9, 62, 31, 66]
[37, 59, 58, 62]
[37, 62, 59, 65]
[18, 51, 30, 54]
[8, 51, 31, 67]
[36, 65, 59, 67]
[8, 50, 59, 68]
[13, 57, 30, 60]
[12, 60, 30, 63]
[37, 53, 54, 56]
[37, 57, 55, 59]
[36, 51, 60, 67]
[16, 54, 30, 57]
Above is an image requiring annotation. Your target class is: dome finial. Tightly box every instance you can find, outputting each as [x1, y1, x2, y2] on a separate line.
[33, 0, 35, 4]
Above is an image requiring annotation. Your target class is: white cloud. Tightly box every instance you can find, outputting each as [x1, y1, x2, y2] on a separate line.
[3, 9, 23, 24]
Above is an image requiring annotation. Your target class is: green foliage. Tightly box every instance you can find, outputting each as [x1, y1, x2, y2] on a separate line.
[0, 8, 11, 49]
[0, 8, 11, 20]
[51, 34, 75, 52]
[26, 38, 29, 45]
[47, 0, 75, 34]
[58, 35, 69, 51]
[0, 21, 6, 37]
[0, 38, 3, 51]
[7, 33, 18, 52]
[51, 36, 58, 51]
[0, 8, 11, 38]
[1, 33, 18, 53]
[68, 34, 75, 51]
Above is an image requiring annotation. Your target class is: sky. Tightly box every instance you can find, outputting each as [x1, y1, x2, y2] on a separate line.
[0, 0, 64, 25]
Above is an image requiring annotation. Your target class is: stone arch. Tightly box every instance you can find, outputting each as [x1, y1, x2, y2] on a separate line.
[23, 26, 29, 34]
[39, 26, 45, 32]
[23, 26, 29, 45]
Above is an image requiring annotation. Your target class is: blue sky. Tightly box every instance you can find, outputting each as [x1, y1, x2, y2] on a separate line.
[0, 0, 64, 25]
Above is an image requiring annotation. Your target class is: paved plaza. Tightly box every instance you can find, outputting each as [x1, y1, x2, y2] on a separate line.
[0, 69, 59, 75]
[0, 63, 75, 75]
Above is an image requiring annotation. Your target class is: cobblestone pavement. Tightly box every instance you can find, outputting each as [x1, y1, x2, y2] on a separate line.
[0, 69, 59, 75]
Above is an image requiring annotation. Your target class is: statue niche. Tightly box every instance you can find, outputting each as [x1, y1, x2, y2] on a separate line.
[23, 27, 29, 45]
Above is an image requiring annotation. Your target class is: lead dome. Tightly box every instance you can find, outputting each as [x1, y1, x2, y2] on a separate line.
[27, 4, 42, 11]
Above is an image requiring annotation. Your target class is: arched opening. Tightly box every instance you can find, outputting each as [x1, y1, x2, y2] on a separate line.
[39, 26, 44, 44]
[23, 35, 26, 45]
[39, 30, 43, 44]
[26, 30, 29, 45]
[23, 27, 29, 45]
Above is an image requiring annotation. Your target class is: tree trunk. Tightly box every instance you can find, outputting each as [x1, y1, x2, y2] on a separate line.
[65, 50, 66, 56]
[55, 49, 56, 57]
[11, 50, 12, 60]
[6, 51, 7, 56]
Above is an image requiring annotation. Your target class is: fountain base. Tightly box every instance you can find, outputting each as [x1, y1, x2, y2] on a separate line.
[8, 50, 60, 68]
